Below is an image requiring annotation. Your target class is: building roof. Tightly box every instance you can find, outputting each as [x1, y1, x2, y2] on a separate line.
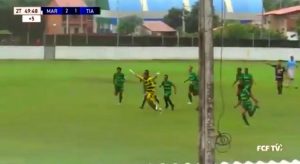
[264, 5, 300, 16]
[142, 21, 176, 32]
[53, 0, 87, 7]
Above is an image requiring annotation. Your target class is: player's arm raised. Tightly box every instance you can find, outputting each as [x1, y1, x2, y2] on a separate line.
[152, 72, 160, 80]
[129, 69, 143, 80]
[266, 63, 275, 68]
[159, 82, 163, 88]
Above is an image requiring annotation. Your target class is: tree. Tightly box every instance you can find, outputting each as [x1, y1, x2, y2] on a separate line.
[185, 2, 198, 33]
[117, 15, 143, 35]
[163, 8, 183, 30]
[264, 0, 300, 11]
[186, 1, 220, 33]
[0, 0, 51, 43]
[163, 1, 220, 34]
[213, 23, 286, 40]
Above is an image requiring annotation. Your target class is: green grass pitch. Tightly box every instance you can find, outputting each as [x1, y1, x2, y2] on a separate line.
[0, 60, 299, 164]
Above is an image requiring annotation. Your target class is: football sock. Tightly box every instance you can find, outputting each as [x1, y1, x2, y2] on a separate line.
[188, 93, 192, 102]
[242, 114, 250, 126]
[164, 96, 169, 108]
[119, 94, 123, 103]
[155, 96, 160, 104]
[249, 106, 257, 117]
[141, 96, 147, 108]
[278, 85, 282, 94]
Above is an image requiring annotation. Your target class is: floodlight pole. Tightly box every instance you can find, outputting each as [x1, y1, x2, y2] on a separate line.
[198, 0, 215, 163]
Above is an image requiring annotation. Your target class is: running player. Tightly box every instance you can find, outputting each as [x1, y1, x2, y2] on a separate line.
[232, 67, 243, 103]
[286, 56, 298, 88]
[130, 69, 161, 111]
[140, 70, 160, 109]
[234, 85, 259, 126]
[241, 68, 254, 93]
[267, 60, 286, 95]
[160, 74, 176, 110]
[113, 67, 125, 104]
[184, 66, 199, 104]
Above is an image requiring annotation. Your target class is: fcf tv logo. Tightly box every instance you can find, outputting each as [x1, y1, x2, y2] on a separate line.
[257, 144, 283, 152]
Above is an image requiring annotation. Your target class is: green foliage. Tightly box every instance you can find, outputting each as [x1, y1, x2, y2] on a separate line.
[264, 0, 300, 11]
[214, 23, 286, 40]
[163, 8, 183, 30]
[163, 1, 220, 34]
[0, 0, 50, 39]
[117, 15, 143, 35]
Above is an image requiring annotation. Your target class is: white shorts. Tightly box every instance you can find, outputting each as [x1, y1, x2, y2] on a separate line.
[288, 69, 295, 79]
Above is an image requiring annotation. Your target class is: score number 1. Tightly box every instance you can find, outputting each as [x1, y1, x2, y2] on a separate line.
[63, 7, 80, 15]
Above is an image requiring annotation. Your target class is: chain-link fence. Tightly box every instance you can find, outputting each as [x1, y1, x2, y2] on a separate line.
[2, 33, 300, 48]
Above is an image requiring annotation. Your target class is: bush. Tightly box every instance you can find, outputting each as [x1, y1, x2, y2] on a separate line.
[213, 23, 286, 40]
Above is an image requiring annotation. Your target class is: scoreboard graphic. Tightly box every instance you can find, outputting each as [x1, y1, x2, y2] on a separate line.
[14, 7, 101, 23]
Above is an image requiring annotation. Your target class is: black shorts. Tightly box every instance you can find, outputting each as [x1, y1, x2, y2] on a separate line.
[189, 84, 198, 96]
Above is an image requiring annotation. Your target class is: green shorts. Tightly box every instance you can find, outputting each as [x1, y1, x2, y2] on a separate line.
[242, 100, 252, 111]
[164, 92, 171, 97]
[115, 85, 123, 93]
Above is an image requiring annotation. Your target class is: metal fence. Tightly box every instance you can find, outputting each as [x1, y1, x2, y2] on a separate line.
[2, 34, 300, 48]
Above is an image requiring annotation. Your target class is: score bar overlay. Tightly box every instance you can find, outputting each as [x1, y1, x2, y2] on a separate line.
[14, 7, 101, 23]
[41, 7, 101, 15]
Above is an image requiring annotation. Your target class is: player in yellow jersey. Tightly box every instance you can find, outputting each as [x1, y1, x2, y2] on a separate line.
[130, 69, 162, 111]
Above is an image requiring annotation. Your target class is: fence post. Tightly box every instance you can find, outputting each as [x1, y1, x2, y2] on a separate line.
[43, 33, 46, 46]
[69, 33, 72, 46]
[252, 33, 255, 47]
[192, 36, 194, 46]
[54, 34, 57, 46]
[85, 32, 88, 45]
[131, 35, 134, 46]
[268, 31, 271, 47]
[117, 34, 120, 46]
[177, 32, 180, 46]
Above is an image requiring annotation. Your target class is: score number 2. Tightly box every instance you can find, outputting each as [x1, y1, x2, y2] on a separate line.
[64, 8, 68, 14]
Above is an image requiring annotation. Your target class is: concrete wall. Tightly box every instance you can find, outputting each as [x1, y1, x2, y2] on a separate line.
[0, 46, 44, 59]
[55, 47, 299, 61]
[0, 46, 299, 60]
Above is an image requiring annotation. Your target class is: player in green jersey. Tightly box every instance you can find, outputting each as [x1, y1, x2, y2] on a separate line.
[160, 74, 176, 110]
[234, 85, 259, 126]
[184, 66, 199, 104]
[233, 67, 243, 102]
[241, 68, 254, 93]
[113, 67, 125, 104]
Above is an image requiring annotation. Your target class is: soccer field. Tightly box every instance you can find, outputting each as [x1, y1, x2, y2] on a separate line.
[0, 60, 299, 164]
